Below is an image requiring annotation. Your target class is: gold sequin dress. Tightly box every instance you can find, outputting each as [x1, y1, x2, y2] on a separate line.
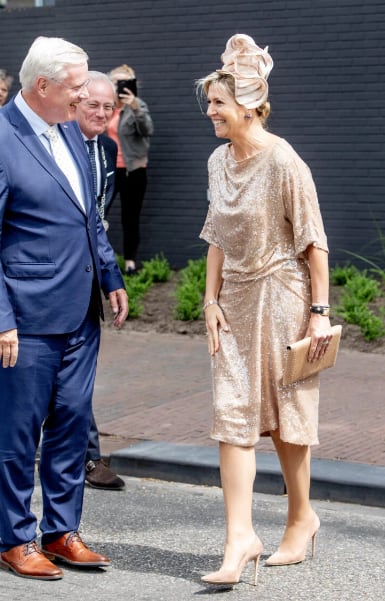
[200, 139, 328, 447]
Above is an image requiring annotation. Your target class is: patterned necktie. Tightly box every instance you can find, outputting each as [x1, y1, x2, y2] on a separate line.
[85, 139, 98, 198]
[44, 126, 84, 210]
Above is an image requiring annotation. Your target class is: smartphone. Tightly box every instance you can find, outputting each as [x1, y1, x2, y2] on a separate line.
[117, 79, 137, 96]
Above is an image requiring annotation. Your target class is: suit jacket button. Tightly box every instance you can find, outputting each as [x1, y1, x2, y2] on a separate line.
[86, 265, 92, 272]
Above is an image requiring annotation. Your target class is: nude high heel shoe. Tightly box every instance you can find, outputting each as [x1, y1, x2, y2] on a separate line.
[201, 537, 263, 586]
[265, 514, 320, 566]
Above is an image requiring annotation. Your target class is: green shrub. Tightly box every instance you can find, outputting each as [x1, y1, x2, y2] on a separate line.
[334, 270, 385, 340]
[174, 257, 207, 321]
[330, 264, 359, 286]
[181, 256, 207, 294]
[119, 253, 171, 319]
[123, 273, 152, 319]
[139, 253, 171, 283]
[337, 301, 385, 341]
[174, 280, 204, 320]
[344, 273, 382, 304]
[340, 248, 385, 283]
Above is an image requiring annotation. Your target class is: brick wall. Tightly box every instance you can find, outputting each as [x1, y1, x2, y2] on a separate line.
[1, 0, 384, 268]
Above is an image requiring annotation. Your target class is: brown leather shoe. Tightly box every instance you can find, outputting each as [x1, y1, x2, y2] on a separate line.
[0, 541, 63, 580]
[85, 459, 125, 490]
[42, 531, 110, 567]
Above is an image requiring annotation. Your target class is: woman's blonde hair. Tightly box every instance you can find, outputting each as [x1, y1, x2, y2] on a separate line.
[109, 64, 136, 79]
[197, 71, 270, 125]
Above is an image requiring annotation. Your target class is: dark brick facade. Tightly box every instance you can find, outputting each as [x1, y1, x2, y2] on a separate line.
[1, 0, 384, 268]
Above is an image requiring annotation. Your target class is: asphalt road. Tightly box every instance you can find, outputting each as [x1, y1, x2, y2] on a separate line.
[1, 476, 384, 601]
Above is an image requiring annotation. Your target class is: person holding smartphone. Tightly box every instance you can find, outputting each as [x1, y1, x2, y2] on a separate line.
[107, 64, 154, 275]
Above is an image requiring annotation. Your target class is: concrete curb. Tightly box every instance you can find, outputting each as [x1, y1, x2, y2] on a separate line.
[110, 441, 385, 508]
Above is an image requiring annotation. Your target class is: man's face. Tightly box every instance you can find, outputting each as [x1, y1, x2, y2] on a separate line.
[42, 63, 90, 124]
[76, 79, 115, 139]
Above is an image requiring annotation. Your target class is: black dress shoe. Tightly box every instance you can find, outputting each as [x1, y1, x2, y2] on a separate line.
[85, 459, 125, 490]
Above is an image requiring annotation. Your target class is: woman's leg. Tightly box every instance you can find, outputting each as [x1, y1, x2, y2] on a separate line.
[120, 168, 147, 266]
[220, 442, 256, 542]
[202, 442, 263, 583]
[267, 429, 319, 564]
[114, 168, 133, 272]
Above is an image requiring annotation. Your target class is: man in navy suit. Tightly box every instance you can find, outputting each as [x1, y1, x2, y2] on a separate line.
[0, 37, 128, 580]
[76, 71, 125, 491]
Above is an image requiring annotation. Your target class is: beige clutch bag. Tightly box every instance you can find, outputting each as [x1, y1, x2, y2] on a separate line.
[283, 325, 342, 385]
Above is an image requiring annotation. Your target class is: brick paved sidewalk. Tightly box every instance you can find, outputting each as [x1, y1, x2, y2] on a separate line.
[93, 327, 385, 467]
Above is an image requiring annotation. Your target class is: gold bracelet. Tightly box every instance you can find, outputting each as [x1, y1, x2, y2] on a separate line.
[203, 299, 218, 311]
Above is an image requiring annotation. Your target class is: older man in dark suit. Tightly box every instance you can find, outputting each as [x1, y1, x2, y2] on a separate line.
[0, 37, 128, 580]
[77, 71, 125, 491]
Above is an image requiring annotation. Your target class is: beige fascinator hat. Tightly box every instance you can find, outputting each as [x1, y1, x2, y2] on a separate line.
[217, 34, 273, 109]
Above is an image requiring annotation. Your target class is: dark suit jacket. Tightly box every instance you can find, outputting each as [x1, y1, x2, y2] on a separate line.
[97, 133, 117, 215]
[0, 98, 124, 335]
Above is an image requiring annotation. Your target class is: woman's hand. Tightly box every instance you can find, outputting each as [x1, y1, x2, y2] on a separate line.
[306, 314, 333, 362]
[205, 304, 229, 355]
[119, 88, 138, 110]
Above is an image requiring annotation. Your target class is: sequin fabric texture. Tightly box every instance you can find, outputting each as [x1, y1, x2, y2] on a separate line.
[200, 138, 328, 447]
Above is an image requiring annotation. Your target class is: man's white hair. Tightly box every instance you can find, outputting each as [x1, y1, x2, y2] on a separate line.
[87, 70, 116, 95]
[19, 36, 88, 90]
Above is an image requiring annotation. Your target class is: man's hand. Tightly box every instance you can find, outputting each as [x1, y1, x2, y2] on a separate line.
[0, 328, 18, 368]
[108, 288, 129, 328]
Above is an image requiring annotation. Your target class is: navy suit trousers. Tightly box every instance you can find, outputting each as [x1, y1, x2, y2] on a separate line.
[0, 310, 100, 551]
[86, 413, 102, 462]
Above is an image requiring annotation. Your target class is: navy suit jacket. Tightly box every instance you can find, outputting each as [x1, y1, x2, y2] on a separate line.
[97, 133, 117, 214]
[0, 98, 124, 335]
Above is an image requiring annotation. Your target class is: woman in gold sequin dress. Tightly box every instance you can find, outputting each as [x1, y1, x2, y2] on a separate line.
[198, 34, 333, 586]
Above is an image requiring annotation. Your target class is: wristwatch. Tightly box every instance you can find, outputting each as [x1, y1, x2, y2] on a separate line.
[309, 305, 330, 316]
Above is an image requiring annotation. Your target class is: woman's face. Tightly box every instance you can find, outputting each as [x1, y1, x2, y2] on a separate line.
[0, 79, 9, 107]
[206, 82, 247, 140]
